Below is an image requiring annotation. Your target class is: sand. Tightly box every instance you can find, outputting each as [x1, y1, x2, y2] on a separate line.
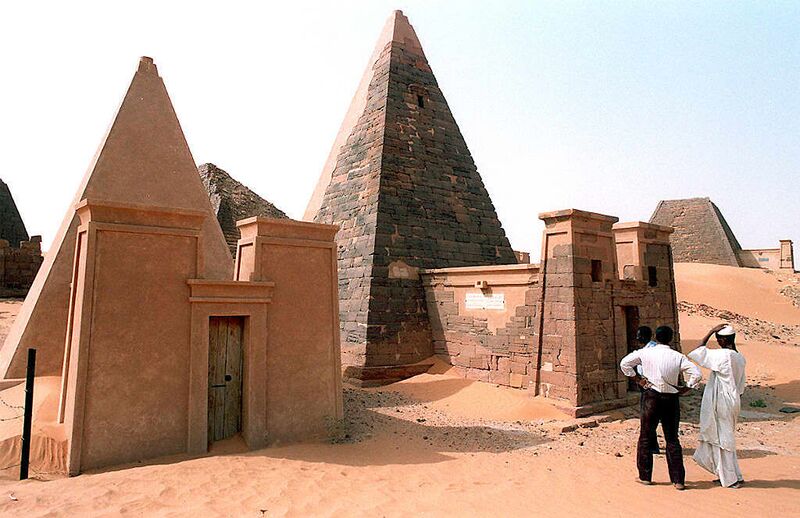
[675, 263, 800, 325]
[0, 265, 797, 517]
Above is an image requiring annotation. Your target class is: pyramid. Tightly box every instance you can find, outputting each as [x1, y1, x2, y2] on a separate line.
[650, 197, 742, 266]
[307, 11, 516, 377]
[0, 57, 233, 379]
[199, 163, 288, 255]
[0, 179, 30, 247]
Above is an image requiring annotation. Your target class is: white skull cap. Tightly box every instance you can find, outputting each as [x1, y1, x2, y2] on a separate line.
[717, 325, 735, 336]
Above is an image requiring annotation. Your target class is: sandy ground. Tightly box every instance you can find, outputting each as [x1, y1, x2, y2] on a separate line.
[675, 263, 800, 325]
[0, 267, 798, 517]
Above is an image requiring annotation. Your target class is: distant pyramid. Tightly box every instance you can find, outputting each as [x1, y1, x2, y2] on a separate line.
[650, 197, 742, 266]
[306, 11, 516, 378]
[199, 163, 288, 255]
[0, 57, 233, 378]
[0, 179, 30, 247]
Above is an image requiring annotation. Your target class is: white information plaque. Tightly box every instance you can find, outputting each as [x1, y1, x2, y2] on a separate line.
[465, 292, 505, 310]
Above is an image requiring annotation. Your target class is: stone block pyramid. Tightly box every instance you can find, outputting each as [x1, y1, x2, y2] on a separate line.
[650, 197, 743, 266]
[306, 11, 517, 381]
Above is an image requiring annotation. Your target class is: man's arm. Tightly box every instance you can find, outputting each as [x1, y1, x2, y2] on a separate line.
[680, 355, 702, 389]
[699, 323, 728, 347]
[688, 344, 709, 368]
[620, 350, 641, 378]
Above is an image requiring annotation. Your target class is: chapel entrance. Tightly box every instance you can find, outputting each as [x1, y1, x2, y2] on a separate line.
[208, 316, 245, 443]
[623, 306, 640, 391]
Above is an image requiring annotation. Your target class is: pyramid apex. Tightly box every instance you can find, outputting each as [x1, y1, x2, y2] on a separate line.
[382, 9, 424, 57]
[137, 56, 158, 75]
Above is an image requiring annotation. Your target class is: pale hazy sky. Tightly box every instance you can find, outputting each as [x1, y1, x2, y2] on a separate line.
[2, 1, 798, 256]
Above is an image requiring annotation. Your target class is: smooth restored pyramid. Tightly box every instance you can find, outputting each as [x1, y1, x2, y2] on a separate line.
[0, 179, 30, 247]
[306, 11, 516, 379]
[199, 163, 288, 255]
[0, 57, 232, 379]
[650, 197, 742, 266]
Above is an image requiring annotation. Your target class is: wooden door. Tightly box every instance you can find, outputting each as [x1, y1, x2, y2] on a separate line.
[208, 316, 244, 443]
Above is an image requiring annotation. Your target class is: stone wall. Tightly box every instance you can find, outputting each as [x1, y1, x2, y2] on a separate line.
[0, 237, 43, 296]
[781, 240, 795, 271]
[739, 248, 781, 270]
[422, 211, 679, 416]
[738, 240, 794, 271]
[423, 264, 540, 389]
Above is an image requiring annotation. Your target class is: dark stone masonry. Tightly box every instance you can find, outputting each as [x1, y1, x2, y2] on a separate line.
[199, 163, 288, 255]
[650, 197, 742, 266]
[310, 12, 516, 381]
[0, 179, 42, 296]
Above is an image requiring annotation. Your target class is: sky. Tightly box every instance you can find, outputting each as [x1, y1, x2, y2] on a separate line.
[1, 1, 798, 257]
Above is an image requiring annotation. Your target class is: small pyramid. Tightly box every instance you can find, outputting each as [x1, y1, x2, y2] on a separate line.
[0, 57, 233, 378]
[199, 163, 288, 255]
[0, 179, 30, 247]
[650, 197, 742, 266]
[307, 11, 516, 375]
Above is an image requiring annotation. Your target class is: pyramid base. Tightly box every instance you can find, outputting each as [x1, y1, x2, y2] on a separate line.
[342, 362, 434, 387]
[569, 391, 641, 418]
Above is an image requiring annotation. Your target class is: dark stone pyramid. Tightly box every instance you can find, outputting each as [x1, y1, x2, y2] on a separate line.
[650, 197, 742, 266]
[199, 163, 288, 255]
[306, 11, 517, 379]
[0, 179, 30, 247]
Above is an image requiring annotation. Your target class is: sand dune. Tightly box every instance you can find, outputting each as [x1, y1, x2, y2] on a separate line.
[371, 359, 570, 422]
[675, 263, 800, 325]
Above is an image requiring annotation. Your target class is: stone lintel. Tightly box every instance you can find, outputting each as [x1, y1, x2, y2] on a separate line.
[75, 199, 206, 230]
[237, 216, 338, 242]
[538, 209, 619, 225]
[186, 279, 274, 304]
[612, 221, 674, 234]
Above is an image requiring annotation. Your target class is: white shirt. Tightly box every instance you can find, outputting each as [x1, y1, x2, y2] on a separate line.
[620, 343, 702, 394]
[635, 340, 658, 375]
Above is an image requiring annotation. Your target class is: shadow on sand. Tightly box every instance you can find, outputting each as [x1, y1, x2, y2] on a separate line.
[681, 447, 778, 460]
[86, 391, 550, 475]
[690, 478, 800, 490]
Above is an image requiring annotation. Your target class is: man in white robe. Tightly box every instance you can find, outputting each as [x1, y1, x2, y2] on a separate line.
[688, 324, 747, 489]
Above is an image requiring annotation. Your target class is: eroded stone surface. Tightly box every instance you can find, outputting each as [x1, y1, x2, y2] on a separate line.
[199, 163, 287, 255]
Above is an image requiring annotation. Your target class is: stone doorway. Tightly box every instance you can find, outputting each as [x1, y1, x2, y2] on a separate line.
[623, 306, 640, 391]
[208, 316, 245, 443]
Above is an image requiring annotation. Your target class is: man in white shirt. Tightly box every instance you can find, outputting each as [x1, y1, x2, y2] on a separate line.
[620, 325, 702, 490]
[688, 324, 746, 489]
[634, 326, 660, 454]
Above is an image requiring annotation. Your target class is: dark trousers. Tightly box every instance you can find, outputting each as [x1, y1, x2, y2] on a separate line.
[638, 389, 685, 484]
[639, 389, 660, 454]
